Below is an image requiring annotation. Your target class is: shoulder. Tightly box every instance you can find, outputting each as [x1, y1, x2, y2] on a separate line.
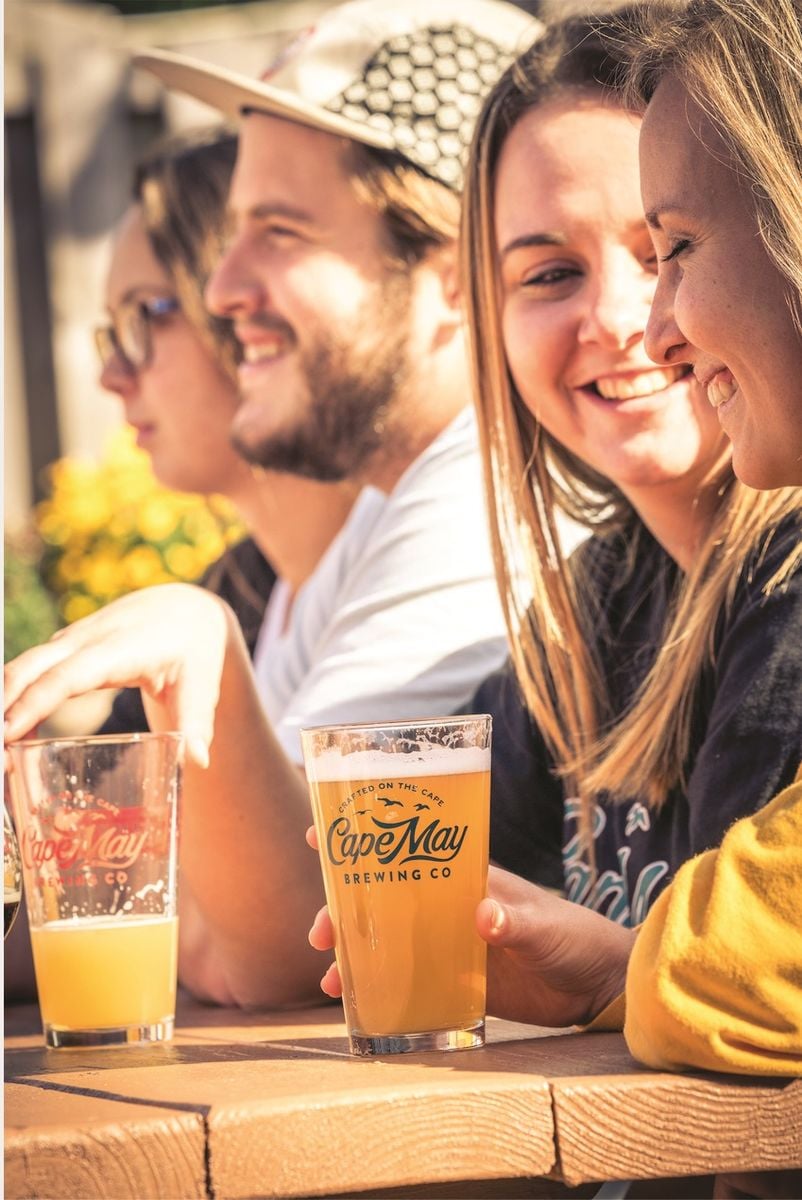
[717, 512, 802, 643]
[734, 511, 802, 598]
[200, 537, 277, 654]
[392, 408, 485, 505]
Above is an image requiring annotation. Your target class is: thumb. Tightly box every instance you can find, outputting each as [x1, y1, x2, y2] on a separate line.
[477, 895, 543, 950]
[477, 897, 512, 946]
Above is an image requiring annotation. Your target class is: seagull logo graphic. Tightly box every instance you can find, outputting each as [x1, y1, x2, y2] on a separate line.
[625, 802, 650, 836]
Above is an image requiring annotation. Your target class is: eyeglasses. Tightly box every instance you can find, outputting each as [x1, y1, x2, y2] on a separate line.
[94, 295, 179, 372]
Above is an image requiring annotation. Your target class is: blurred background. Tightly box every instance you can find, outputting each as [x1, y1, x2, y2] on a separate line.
[4, 0, 561, 672]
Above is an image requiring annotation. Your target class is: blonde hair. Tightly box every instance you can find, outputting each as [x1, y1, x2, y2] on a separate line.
[347, 142, 462, 266]
[134, 127, 240, 380]
[624, 0, 802, 333]
[462, 8, 801, 831]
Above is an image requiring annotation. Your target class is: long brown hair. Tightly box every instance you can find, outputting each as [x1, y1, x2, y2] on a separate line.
[461, 7, 801, 833]
[134, 126, 240, 380]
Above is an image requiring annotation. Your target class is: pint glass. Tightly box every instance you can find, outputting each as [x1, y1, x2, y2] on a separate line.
[7, 733, 182, 1048]
[301, 715, 491, 1055]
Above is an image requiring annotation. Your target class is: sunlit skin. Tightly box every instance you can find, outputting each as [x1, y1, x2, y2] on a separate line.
[495, 94, 730, 568]
[641, 76, 802, 489]
[101, 205, 252, 498]
[205, 113, 460, 491]
[100, 203, 357, 594]
[302, 93, 736, 1014]
[305, 826, 636, 1026]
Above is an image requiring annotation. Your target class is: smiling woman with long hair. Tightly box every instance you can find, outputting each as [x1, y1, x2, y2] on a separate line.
[459, 5, 802, 926]
[308, 7, 802, 1044]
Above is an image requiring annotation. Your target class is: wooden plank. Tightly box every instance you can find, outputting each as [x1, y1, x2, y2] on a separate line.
[551, 1070, 802, 1185]
[15, 999, 799, 1198]
[5, 1084, 206, 1200]
[5, 1002, 557, 1199]
[208, 1075, 554, 1199]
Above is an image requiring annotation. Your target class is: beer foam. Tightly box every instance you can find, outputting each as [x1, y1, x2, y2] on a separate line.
[306, 745, 490, 782]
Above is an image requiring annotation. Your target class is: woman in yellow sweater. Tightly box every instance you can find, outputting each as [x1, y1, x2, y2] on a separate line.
[475, 0, 802, 1077]
[309, 0, 802, 1084]
[617, 0, 802, 1076]
[478, 0, 802, 1076]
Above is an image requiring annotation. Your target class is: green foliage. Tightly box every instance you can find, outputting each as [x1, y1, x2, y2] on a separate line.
[4, 532, 62, 663]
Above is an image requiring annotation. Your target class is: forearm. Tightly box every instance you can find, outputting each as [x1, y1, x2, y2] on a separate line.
[147, 617, 326, 1009]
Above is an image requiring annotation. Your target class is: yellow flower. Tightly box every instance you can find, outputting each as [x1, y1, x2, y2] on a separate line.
[82, 551, 124, 600]
[164, 543, 203, 580]
[30, 427, 247, 624]
[53, 551, 86, 586]
[123, 545, 167, 590]
[62, 594, 98, 624]
[137, 496, 186, 543]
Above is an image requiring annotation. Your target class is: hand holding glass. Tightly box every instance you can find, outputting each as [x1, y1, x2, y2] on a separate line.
[302, 715, 491, 1056]
[7, 733, 181, 1048]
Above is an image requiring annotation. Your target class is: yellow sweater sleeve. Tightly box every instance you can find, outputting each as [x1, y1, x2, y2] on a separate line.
[624, 768, 802, 1075]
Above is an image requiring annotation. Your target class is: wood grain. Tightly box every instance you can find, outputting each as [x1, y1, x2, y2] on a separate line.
[208, 1078, 554, 1199]
[551, 1073, 802, 1185]
[7, 1001, 802, 1200]
[5, 1086, 206, 1200]
[5, 1002, 556, 1199]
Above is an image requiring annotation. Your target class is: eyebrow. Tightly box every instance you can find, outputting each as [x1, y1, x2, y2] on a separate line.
[644, 204, 685, 230]
[499, 232, 567, 260]
[235, 201, 315, 225]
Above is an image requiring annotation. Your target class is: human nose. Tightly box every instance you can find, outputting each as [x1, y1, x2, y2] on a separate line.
[205, 236, 265, 319]
[99, 350, 137, 399]
[577, 254, 652, 351]
[644, 271, 690, 367]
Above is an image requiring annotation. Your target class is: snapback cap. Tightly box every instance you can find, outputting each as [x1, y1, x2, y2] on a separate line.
[134, 0, 537, 190]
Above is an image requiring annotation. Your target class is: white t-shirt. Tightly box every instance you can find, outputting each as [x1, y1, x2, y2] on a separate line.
[253, 408, 510, 763]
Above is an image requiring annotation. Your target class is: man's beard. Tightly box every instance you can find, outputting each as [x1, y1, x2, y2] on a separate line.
[231, 268, 414, 482]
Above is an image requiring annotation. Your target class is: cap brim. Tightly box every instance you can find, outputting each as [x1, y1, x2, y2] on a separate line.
[133, 49, 396, 151]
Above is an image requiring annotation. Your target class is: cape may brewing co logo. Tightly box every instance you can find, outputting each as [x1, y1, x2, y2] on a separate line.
[21, 794, 159, 890]
[325, 779, 468, 886]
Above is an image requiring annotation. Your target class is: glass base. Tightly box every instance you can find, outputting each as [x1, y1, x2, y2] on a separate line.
[349, 1019, 485, 1056]
[45, 1017, 174, 1049]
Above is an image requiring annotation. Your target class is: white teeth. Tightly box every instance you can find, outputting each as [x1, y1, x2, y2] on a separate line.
[593, 368, 684, 400]
[243, 343, 282, 364]
[707, 376, 737, 409]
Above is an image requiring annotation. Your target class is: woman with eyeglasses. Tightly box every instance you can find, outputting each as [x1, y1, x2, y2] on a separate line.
[3, 128, 357, 1004]
[93, 127, 357, 735]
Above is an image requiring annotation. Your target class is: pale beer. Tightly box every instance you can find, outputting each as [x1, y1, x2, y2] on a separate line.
[7, 732, 182, 1048]
[303, 718, 491, 1054]
[31, 914, 178, 1032]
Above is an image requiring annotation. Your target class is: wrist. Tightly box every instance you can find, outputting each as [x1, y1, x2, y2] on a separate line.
[589, 924, 638, 1019]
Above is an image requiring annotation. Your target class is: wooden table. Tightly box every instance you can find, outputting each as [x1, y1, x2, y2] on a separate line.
[6, 993, 801, 1200]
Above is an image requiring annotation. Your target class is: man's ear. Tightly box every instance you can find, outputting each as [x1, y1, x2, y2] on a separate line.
[429, 240, 462, 313]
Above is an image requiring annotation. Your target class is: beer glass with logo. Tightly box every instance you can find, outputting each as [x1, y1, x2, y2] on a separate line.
[301, 715, 491, 1056]
[7, 732, 181, 1048]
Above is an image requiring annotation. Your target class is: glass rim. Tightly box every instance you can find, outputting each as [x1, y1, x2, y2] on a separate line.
[300, 714, 491, 738]
[7, 731, 185, 752]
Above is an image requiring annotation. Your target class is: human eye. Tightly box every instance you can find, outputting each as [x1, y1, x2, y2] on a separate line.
[264, 220, 303, 244]
[142, 296, 179, 321]
[521, 264, 582, 289]
[659, 236, 692, 264]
